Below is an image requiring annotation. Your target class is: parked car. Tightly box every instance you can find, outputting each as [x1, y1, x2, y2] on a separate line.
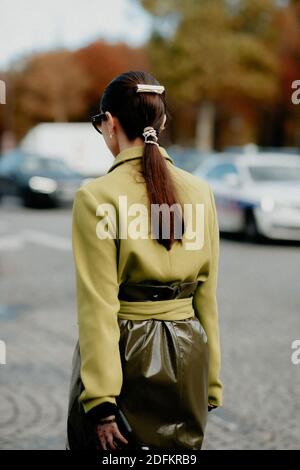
[224, 144, 300, 156]
[194, 152, 300, 242]
[20, 122, 114, 177]
[0, 149, 86, 207]
[167, 145, 209, 173]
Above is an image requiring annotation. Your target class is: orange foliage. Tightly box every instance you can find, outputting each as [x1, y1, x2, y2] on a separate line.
[74, 40, 150, 103]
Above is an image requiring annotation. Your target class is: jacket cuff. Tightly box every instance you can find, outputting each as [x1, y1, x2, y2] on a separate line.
[86, 402, 118, 425]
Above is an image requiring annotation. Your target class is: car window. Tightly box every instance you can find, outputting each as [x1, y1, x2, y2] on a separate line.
[20, 157, 41, 173]
[0, 152, 20, 173]
[20, 157, 75, 176]
[248, 165, 300, 182]
[42, 159, 75, 175]
[206, 163, 238, 181]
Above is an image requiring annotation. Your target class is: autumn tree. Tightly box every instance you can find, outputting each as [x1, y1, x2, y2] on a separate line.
[74, 40, 150, 112]
[265, 0, 300, 146]
[140, 0, 281, 151]
[11, 50, 92, 139]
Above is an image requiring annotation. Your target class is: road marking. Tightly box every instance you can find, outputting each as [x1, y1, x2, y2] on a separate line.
[0, 235, 24, 250]
[0, 231, 71, 252]
[23, 230, 71, 251]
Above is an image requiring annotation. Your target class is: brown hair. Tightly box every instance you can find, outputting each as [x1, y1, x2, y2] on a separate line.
[100, 70, 185, 251]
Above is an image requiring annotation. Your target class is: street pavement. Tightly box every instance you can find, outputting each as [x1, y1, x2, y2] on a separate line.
[0, 198, 299, 450]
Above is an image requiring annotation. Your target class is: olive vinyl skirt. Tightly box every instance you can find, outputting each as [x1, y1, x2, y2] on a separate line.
[66, 316, 209, 450]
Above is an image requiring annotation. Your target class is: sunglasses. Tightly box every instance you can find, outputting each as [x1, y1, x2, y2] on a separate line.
[91, 112, 107, 135]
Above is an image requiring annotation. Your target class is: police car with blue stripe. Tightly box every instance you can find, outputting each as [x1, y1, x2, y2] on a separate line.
[194, 152, 300, 242]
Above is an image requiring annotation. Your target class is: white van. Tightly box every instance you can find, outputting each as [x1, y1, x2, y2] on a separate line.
[20, 122, 114, 177]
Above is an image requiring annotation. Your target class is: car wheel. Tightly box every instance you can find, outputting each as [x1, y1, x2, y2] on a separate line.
[21, 189, 37, 208]
[22, 194, 33, 207]
[244, 209, 260, 242]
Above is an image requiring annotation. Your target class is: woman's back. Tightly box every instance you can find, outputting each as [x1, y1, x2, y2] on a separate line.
[67, 70, 223, 451]
[80, 144, 216, 290]
[72, 142, 222, 409]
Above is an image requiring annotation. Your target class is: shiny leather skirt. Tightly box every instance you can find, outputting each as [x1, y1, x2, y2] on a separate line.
[66, 316, 209, 450]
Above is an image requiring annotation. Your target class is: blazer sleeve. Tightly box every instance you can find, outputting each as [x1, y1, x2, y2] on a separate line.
[193, 183, 223, 408]
[71, 185, 122, 421]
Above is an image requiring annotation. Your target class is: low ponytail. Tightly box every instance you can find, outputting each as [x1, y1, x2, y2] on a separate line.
[142, 138, 185, 251]
[100, 70, 185, 250]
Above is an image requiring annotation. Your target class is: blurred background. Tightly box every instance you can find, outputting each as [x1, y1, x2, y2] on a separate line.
[0, 0, 300, 450]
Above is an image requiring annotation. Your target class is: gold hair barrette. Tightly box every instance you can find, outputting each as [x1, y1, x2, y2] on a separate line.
[136, 84, 165, 94]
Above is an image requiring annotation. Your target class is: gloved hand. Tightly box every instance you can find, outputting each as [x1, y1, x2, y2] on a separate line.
[208, 404, 218, 412]
[96, 415, 129, 450]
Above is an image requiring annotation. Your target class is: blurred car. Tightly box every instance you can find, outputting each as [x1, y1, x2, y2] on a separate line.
[0, 150, 86, 207]
[224, 144, 300, 156]
[20, 122, 114, 177]
[194, 152, 300, 241]
[167, 145, 209, 173]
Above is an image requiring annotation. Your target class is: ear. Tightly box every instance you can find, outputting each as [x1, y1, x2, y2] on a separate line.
[160, 114, 167, 131]
[104, 111, 116, 133]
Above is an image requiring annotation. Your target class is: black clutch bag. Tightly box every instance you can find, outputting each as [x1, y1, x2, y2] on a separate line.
[115, 409, 150, 451]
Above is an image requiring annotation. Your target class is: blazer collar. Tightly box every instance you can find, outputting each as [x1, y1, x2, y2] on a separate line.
[107, 144, 174, 173]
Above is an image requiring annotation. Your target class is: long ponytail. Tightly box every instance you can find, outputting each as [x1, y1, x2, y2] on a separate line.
[100, 70, 185, 250]
[142, 135, 185, 251]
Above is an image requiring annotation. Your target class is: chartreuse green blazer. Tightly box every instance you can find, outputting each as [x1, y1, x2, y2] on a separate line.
[72, 144, 223, 416]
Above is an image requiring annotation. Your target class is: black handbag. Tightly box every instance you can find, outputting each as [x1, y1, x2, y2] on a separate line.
[115, 409, 150, 451]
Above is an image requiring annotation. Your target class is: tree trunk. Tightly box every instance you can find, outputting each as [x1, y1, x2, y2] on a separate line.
[195, 100, 216, 152]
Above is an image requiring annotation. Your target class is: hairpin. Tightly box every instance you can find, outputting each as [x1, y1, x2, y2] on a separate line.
[136, 84, 165, 94]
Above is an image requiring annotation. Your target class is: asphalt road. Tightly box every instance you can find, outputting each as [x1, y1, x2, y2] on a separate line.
[0, 198, 299, 450]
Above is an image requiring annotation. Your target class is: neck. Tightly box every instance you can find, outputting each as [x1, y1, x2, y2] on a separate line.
[117, 136, 145, 155]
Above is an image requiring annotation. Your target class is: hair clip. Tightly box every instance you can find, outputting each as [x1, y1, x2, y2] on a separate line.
[136, 84, 165, 94]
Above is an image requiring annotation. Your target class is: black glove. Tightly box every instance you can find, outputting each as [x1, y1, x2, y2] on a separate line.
[86, 402, 118, 425]
[208, 404, 218, 412]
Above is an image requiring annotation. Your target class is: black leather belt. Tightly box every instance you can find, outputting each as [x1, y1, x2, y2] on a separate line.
[118, 280, 200, 302]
